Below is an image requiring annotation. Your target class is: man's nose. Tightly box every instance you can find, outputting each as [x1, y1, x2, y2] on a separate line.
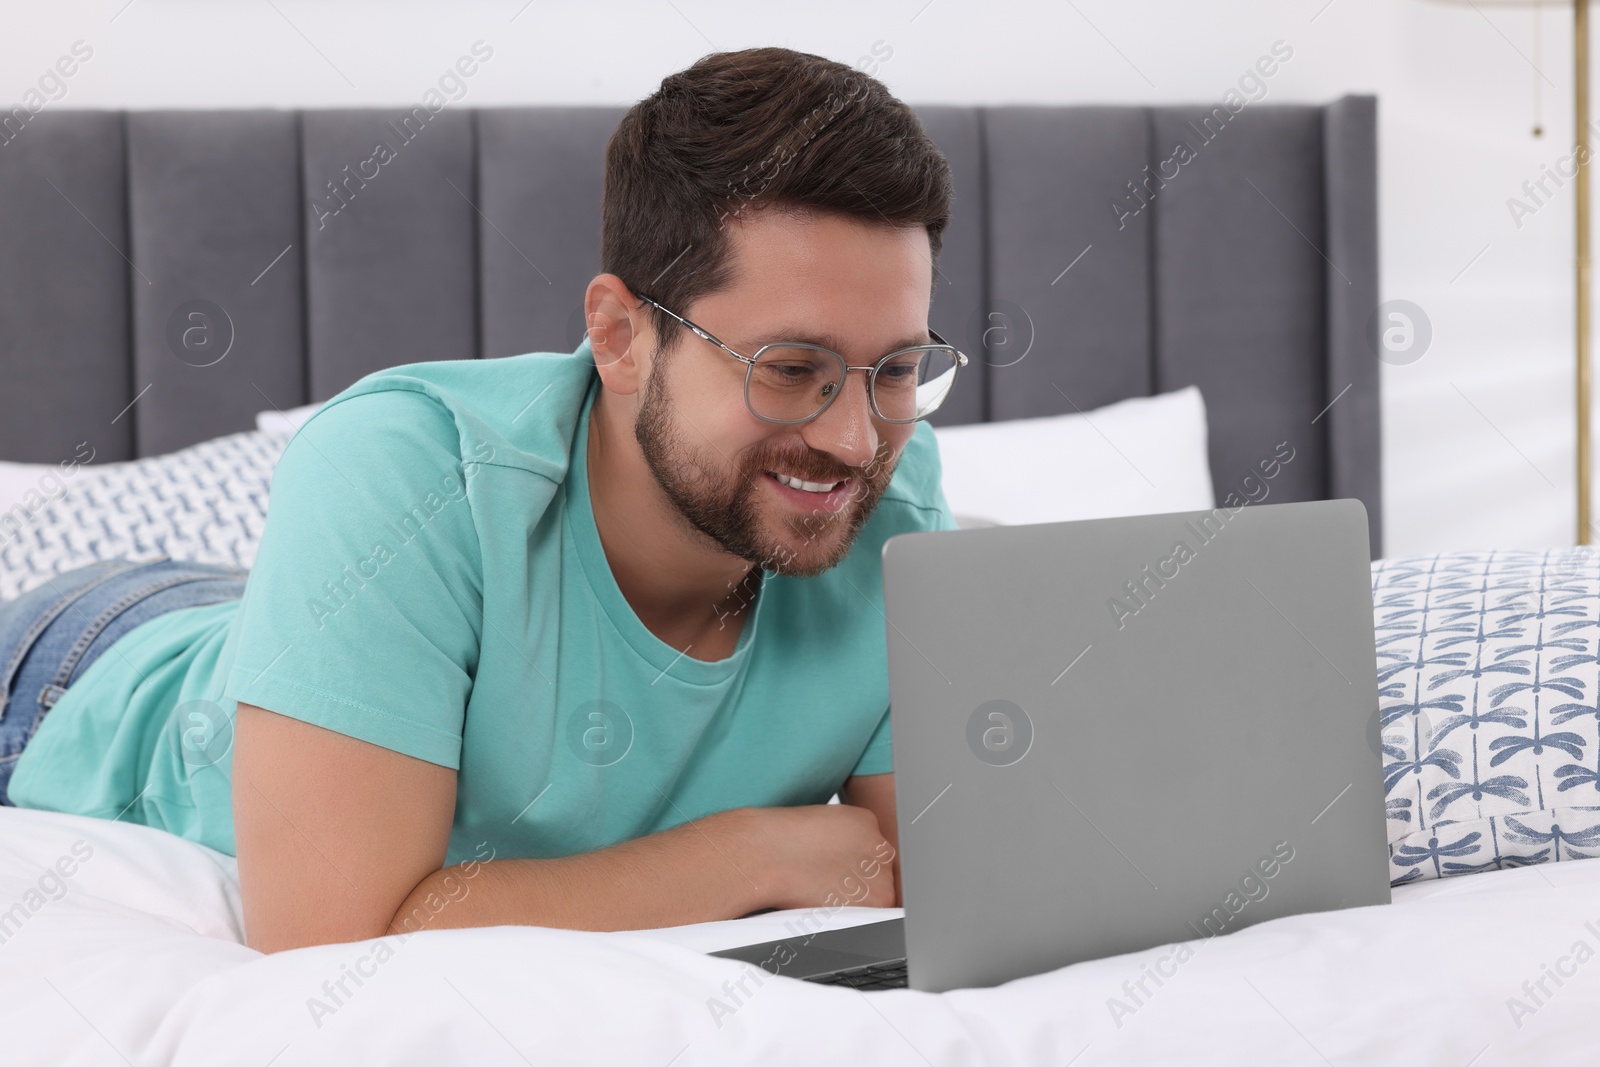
[800, 367, 880, 470]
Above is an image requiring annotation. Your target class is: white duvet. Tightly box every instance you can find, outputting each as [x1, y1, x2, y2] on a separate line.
[0, 806, 1593, 1066]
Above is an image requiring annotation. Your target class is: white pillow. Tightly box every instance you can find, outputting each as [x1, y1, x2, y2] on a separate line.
[931, 385, 1214, 527]
[0, 449, 114, 533]
[255, 402, 324, 435]
[1, 393, 318, 516]
[0, 461, 84, 513]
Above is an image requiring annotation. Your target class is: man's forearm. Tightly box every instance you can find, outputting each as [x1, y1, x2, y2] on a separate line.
[387, 808, 767, 936]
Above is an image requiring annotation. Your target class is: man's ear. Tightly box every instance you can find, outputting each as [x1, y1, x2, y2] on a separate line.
[584, 274, 646, 396]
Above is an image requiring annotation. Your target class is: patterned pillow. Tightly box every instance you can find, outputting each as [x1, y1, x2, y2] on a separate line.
[1376, 548, 1600, 884]
[0, 430, 290, 600]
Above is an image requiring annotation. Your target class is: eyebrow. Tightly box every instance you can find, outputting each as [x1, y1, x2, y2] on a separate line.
[737, 326, 933, 359]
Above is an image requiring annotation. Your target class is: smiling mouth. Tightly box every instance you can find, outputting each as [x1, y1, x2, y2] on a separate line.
[765, 470, 846, 494]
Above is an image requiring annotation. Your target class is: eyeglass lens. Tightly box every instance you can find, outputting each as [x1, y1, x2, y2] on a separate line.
[747, 346, 960, 422]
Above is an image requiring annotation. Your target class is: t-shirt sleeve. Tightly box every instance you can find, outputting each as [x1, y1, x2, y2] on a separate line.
[222, 387, 485, 769]
[848, 422, 960, 780]
[850, 706, 894, 778]
[904, 420, 962, 533]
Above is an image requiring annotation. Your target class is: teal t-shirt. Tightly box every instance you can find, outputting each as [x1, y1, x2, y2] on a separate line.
[9, 339, 957, 865]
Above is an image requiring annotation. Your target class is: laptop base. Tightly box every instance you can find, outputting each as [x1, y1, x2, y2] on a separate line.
[708, 916, 906, 987]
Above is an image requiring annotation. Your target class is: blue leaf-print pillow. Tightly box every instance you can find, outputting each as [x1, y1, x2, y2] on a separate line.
[1376, 549, 1600, 884]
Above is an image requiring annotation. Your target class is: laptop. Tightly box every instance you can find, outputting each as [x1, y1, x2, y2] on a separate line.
[711, 497, 1391, 993]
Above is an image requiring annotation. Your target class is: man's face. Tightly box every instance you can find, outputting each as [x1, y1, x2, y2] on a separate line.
[632, 209, 932, 578]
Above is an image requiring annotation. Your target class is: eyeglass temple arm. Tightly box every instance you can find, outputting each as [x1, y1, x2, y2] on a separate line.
[640, 290, 965, 365]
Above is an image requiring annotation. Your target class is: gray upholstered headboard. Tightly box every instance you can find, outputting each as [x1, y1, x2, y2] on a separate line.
[0, 97, 1382, 556]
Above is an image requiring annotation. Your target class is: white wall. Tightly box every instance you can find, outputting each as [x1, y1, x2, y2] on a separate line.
[4, 0, 1589, 557]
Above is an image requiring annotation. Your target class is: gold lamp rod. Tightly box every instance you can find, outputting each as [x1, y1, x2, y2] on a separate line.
[1579, 0, 1593, 544]
[1425, 0, 1592, 544]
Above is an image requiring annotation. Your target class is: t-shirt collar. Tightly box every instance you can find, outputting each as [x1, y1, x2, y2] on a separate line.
[564, 374, 765, 683]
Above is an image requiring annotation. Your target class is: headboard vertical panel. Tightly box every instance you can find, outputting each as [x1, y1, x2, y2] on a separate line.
[0, 113, 133, 464]
[914, 106, 987, 429]
[982, 107, 1155, 419]
[300, 108, 479, 399]
[1150, 104, 1328, 513]
[1323, 95, 1383, 559]
[127, 111, 306, 454]
[478, 107, 625, 360]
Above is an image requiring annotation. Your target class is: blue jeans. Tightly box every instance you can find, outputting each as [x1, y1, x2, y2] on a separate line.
[0, 557, 249, 805]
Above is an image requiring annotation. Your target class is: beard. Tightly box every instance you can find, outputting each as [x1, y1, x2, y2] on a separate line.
[632, 348, 899, 578]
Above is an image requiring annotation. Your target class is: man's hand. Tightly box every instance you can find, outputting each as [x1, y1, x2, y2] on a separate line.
[840, 772, 900, 907]
[736, 804, 898, 911]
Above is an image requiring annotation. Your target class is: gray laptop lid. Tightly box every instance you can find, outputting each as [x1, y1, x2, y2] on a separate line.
[881, 498, 1390, 992]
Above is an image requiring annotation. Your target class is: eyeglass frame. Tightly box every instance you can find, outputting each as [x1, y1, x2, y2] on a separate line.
[631, 290, 968, 426]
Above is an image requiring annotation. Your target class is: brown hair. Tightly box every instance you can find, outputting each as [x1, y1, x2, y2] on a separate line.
[601, 46, 953, 354]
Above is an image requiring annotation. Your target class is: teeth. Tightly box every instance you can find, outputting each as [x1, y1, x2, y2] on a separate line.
[772, 472, 842, 493]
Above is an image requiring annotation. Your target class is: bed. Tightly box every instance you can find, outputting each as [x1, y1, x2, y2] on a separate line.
[3, 797, 1596, 1065]
[14, 98, 1587, 1065]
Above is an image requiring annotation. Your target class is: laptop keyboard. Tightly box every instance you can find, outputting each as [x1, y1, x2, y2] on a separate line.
[802, 958, 908, 990]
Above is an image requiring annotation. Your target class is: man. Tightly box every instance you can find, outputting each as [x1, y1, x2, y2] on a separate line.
[6, 46, 964, 953]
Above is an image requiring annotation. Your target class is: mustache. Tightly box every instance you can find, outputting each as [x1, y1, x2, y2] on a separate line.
[745, 443, 895, 486]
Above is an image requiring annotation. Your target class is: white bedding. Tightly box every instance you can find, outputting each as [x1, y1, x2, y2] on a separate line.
[1, 807, 1592, 1065]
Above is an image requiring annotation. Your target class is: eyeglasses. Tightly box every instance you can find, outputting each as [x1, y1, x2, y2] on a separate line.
[633, 291, 968, 425]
